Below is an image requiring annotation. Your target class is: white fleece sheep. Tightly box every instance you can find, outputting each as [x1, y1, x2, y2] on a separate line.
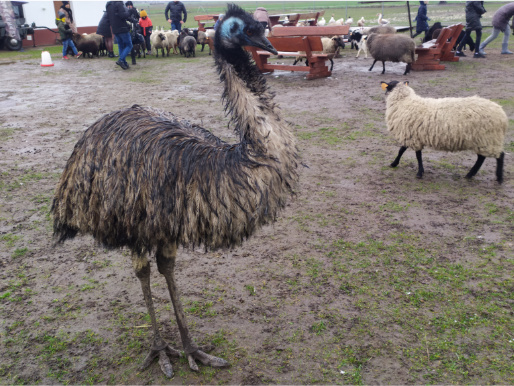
[383, 81, 507, 183]
[165, 29, 179, 55]
[150, 30, 168, 57]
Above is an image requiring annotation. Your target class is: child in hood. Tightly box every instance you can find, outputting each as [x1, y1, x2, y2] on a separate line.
[56, 11, 82, 59]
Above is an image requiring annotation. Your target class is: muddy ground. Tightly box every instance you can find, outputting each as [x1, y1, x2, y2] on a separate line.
[0, 43, 513, 385]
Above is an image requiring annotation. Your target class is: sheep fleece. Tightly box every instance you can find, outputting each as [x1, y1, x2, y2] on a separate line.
[386, 84, 507, 158]
[367, 34, 415, 63]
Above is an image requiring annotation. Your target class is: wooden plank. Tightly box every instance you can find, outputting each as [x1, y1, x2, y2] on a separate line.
[194, 14, 218, 21]
[263, 64, 310, 72]
[270, 25, 349, 37]
[267, 36, 324, 52]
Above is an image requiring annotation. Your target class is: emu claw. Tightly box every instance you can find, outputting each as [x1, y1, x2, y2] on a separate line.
[140, 343, 182, 378]
[187, 349, 230, 371]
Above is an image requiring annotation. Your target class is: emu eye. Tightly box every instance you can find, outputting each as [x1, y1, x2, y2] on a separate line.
[246, 30, 253, 37]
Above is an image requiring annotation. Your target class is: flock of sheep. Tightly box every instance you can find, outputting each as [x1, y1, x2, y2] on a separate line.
[70, 27, 211, 59]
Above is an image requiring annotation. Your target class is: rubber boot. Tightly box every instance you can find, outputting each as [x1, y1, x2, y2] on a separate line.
[501, 43, 513, 54]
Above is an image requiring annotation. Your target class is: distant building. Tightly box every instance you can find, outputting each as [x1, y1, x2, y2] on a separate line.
[22, 1, 106, 47]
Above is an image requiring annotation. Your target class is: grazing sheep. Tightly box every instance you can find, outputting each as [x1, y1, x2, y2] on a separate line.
[293, 36, 345, 71]
[179, 29, 196, 57]
[71, 33, 100, 58]
[382, 80, 507, 183]
[52, 4, 297, 377]
[367, 33, 415, 75]
[351, 31, 369, 58]
[165, 29, 179, 55]
[150, 30, 168, 57]
[366, 24, 396, 35]
[197, 30, 208, 52]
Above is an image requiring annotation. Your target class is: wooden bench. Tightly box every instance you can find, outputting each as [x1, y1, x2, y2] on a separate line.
[194, 14, 219, 32]
[411, 26, 452, 71]
[439, 23, 464, 62]
[246, 25, 349, 80]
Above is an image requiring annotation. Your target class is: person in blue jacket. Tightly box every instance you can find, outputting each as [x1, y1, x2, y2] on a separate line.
[413, 1, 430, 39]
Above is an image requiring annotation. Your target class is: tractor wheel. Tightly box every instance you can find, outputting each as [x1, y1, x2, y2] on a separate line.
[6, 37, 23, 51]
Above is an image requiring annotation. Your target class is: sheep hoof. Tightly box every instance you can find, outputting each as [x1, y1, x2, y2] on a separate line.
[390, 162, 398, 168]
[416, 173, 423, 179]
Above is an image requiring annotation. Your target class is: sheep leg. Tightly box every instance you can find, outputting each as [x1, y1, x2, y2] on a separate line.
[404, 63, 412, 75]
[381, 61, 386, 74]
[465, 154, 486, 180]
[496, 152, 504, 184]
[369, 59, 377, 71]
[390, 146, 408, 167]
[156, 244, 230, 372]
[415, 150, 424, 179]
[329, 58, 334, 72]
[201, 43, 205, 52]
[134, 256, 182, 378]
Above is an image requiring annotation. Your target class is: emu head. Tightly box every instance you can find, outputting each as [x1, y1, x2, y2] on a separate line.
[215, 3, 277, 55]
[381, 80, 409, 94]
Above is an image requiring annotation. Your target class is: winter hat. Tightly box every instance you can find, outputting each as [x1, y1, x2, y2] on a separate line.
[62, 1, 69, 5]
[140, 10, 148, 17]
[125, 1, 133, 6]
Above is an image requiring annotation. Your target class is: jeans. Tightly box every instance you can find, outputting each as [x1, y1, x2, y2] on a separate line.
[62, 38, 78, 56]
[171, 20, 182, 32]
[480, 24, 511, 49]
[457, 28, 482, 52]
[115, 32, 133, 63]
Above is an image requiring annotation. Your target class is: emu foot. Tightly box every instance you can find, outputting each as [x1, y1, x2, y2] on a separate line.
[140, 342, 182, 378]
[187, 347, 230, 372]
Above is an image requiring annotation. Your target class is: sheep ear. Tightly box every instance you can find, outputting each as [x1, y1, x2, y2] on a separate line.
[381, 82, 388, 91]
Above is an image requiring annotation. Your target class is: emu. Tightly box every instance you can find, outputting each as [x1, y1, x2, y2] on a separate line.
[51, 4, 298, 378]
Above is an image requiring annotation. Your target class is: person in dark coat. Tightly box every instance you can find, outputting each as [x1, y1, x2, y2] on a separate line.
[165, 1, 187, 32]
[106, 1, 133, 69]
[479, 2, 514, 54]
[456, 1, 487, 58]
[97, 11, 117, 58]
[60, 1, 77, 33]
[413, 1, 430, 39]
[125, 1, 139, 21]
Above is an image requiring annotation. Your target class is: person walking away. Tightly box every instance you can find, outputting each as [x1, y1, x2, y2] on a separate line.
[59, 1, 77, 33]
[479, 2, 514, 55]
[139, 10, 152, 55]
[106, 1, 133, 70]
[165, 1, 187, 32]
[56, 11, 82, 59]
[253, 7, 270, 29]
[412, 1, 430, 39]
[456, 1, 486, 58]
[97, 11, 117, 58]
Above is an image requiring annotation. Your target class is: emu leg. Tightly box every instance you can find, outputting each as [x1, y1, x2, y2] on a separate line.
[134, 256, 182, 378]
[369, 59, 377, 71]
[156, 244, 229, 371]
[416, 150, 424, 179]
[496, 152, 504, 184]
[465, 154, 486, 180]
[391, 146, 408, 168]
[381, 61, 386, 74]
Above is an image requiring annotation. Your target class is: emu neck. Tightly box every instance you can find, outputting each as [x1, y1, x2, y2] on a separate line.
[214, 46, 287, 158]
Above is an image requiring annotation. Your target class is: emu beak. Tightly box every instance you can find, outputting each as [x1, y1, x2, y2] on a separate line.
[248, 34, 278, 55]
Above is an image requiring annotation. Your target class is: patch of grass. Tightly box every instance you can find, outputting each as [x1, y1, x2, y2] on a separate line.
[12, 247, 28, 259]
[310, 321, 327, 335]
[1, 233, 21, 247]
[186, 300, 217, 318]
[244, 284, 256, 296]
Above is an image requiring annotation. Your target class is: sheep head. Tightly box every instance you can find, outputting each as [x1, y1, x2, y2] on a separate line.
[381, 80, 409, 93]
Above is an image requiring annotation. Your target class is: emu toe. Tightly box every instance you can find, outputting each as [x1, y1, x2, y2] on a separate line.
[140, 342, 182, 378]
[187, 349, 230, 371]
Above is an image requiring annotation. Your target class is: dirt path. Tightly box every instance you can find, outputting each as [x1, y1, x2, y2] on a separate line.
[0, 48, 513, 385]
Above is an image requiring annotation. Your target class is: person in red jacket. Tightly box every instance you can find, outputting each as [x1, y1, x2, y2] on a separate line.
[139, 10, 153, 55]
